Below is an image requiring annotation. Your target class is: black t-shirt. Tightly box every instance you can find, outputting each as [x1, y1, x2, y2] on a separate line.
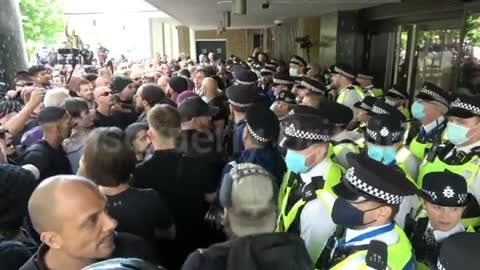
[19, 232, 158, 270]
[133, 150, 218, 267]
[20, 140, 73, 181]
[106, 187, 173, 242]
[93, 111, 124, 129]
[0, 240, 34, 270]
[209, 96, 229, 123]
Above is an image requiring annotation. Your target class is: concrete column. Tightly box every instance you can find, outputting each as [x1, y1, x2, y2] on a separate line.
[0, 0, 28, 90]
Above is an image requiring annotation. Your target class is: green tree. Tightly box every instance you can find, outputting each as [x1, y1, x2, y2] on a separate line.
[19, 0, 65, 59]
[465, 15, 480, 47]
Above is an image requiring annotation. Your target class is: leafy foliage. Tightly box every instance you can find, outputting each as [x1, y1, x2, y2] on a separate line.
[465, 15, 480, 47]
[19, 0, 65, 58]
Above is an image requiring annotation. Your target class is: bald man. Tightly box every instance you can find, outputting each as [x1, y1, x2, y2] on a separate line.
[95, 76, 111, 89]
[20, 175, 157, 270]
[157, 76, 170, 94]
[130, 69, 144, 89]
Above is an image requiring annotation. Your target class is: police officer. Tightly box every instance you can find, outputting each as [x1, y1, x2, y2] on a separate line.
[331, 64, 365, 114]
[356, 70, 383, 97]
[384, 84, 412, 121]
[289, 55, 308, 77]
[408, 170, 470, 270]
[320, 101, 361, 169]
[276, 105, 343, 265]
[222, 103, 286, 186]
[225, 84, 260, 158]
[436, 232, 480, 269]
[409, 82, 450, 160]
[271, 90, 296, 156]
[365, 113, 420, 228]
[352, 96, 378, 144]
[260, 65, 276, 99]
[234, 69, 259, 86]
[418, 94, 480, 228]
[271, 73, 295, 98]
[323, 153, 417, 270]
[296, 77, 326, 104]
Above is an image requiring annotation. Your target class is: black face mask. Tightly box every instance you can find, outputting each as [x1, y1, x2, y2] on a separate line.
[331, 198, 384, 229]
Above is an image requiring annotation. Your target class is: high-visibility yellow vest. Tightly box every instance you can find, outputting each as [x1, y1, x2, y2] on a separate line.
[418, 149, 480, 227]
[329, 226, 414, 270]
[337, 85, 365, 104]
[276, 163, 343, 233]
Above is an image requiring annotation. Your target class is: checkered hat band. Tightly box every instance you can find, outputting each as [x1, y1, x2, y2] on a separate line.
[261, 68, 274, 74]
[371, 106, 389, 115]
[334, 67, 355, 80]
[345, 167, 403, 204]
[229, 100, 254, 108]
[451, 99, 480, 115]
[246, 123, 269, 142]
[285, 124, 329, 141]
[290, 59, 305, 66]
[437, 260, 446, 270]
[388, 89, 406, 99]
[300, 80, 323, 94]
[357, 74, 373, 80]
[236, 80, 256, 86]
[422, 189, 468, 205]
[360, 103, 372, 111]
[420, 88, 449, 106]
[279, 96, 295, 103]
[366, 128, 402, 140]
[273, 79, 294, 85]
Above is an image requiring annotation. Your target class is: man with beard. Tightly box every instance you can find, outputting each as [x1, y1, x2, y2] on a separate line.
[20, 107, 73, 181]
[28, 65, 52, 90]
[166, 76, 188, 105]
[76, 79, 95, 110]
[130, 70, 144, 90]
[20, 175, 156, 270]
[134, 84, 168, 123]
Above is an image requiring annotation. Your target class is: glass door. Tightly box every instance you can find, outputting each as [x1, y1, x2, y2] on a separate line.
[412, 28, 461, 94]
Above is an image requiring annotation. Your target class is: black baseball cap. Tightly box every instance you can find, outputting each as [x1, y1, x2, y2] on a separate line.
[178, 96, 219, 122]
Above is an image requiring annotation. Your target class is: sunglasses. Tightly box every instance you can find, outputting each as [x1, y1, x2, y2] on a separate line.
[16, 82, 35, 87]
[98, 92, 112, 97]
[132, 78, 141, 81]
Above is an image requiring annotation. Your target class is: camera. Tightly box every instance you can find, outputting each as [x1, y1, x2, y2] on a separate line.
[57, 48, 81, 66]
[295, 36, 313, 49]
[274, 19, 284, 26]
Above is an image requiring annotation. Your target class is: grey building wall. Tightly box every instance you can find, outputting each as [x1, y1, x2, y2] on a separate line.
[0, 0, 28, 91]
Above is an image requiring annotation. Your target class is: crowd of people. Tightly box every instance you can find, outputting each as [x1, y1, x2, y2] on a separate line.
[0, 47, 480, 270]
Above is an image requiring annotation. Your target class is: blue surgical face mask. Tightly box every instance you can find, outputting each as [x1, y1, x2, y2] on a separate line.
[446, 122, 477, 145]
[289, 68, 299, 77]
[411, 101, 426, 121]
[285, 149, 312, 174]
[367, 143, 397, 165]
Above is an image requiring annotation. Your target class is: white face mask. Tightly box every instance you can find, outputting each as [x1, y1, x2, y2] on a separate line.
[269, 102, 277, 112]
[289, 68, 299, 77]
